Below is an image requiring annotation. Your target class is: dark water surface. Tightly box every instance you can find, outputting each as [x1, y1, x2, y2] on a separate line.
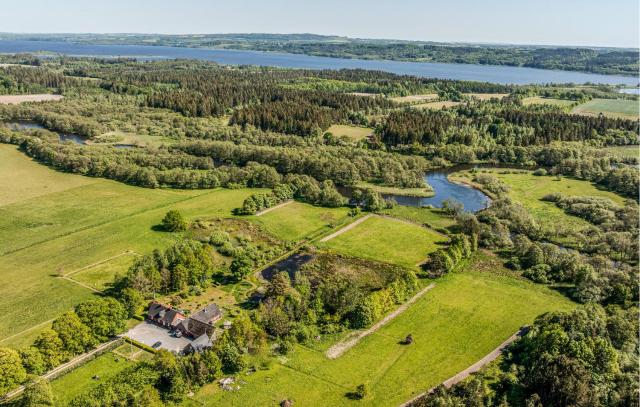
[0, 40, 637, 85]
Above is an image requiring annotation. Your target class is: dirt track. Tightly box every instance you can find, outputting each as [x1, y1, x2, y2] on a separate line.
[255, 200, 293, 216]
[325, 283, 436, 359]
[319, 214, 372, 242]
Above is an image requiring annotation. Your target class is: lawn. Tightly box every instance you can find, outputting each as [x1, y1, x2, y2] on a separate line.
[0, 145, 263, 348]
[326, 124, 373, 141]
[572, 98, 639, 119]
[450, 168, 626, 233]
[318, 215, 446, 269]
[189, 252, 574, 406]
[50, 351, 134, 405]
[249, 201, 351, 242]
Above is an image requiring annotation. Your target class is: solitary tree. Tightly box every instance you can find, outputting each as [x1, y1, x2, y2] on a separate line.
[161, 210, 187, 232]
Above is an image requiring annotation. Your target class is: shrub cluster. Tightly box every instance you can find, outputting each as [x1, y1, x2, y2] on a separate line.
[423, 234, 475, 277]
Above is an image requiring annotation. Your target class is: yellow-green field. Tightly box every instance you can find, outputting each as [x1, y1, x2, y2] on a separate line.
[187, 252, 574, 407]
[572, 98, 639, 119]
[522, 96, 575, 107]
[389, 94, 438, 103]
[249, 201, 351, 242]
[318, 215, 446, 269]
[326, 124, 373, 141]
[0, 145, 93, 205]
[413, 101, 461, 110]
[0, 145, 264, 348]
[466, 93, 509, 100]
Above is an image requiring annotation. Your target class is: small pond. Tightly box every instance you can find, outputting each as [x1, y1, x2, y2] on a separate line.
[4, 121, 86, 145]
[389, 169, 491, 212]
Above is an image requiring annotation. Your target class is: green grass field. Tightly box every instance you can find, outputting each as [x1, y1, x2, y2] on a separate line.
[0, 145, 263, 348]
[0, 145, 92, 206]
[572, 98, 639, 119]
[381, 206, 457, 230]
[50, 351, 134, 405]
[319, 215, 446, 269]
[188, 252, 574, 406]
[522, 96, 575, 108]
[249, 201, 351, 242]
[451, 169, 626, 233]
[69, 253, 140, 291]
[326, 124, 373, 141]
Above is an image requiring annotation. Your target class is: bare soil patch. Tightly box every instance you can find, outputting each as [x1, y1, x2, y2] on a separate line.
[0, 94, 63, 104]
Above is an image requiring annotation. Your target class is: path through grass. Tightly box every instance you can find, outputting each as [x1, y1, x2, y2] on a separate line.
[190, 252, 574, 406]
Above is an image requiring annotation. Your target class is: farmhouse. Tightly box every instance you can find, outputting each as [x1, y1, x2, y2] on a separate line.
[178, 303, 223, 337]
[147, 302, 186, 329]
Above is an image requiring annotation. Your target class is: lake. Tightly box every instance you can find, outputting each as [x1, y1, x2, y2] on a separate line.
[389, 169, 491, 212]
[0, 40, 637, 85]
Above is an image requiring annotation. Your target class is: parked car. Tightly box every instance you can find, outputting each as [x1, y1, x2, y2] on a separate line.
[152, 341, 162, 349]
[174, 331, 183, 338]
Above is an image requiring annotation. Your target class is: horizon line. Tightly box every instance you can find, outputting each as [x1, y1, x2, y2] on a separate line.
[1, 32, 638, 50]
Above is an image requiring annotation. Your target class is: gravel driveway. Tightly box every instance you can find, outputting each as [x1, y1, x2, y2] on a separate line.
[125, 321, 192, 353]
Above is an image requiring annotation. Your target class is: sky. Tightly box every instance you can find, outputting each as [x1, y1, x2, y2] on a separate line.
[2, 0, 638, 48]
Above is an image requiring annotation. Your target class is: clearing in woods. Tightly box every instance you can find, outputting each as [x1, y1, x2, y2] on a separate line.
[326, 124, 373, 141]
[0, 94, 63, 104]
[571, 98, 639, 119]
[522, 96, 575, 107]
